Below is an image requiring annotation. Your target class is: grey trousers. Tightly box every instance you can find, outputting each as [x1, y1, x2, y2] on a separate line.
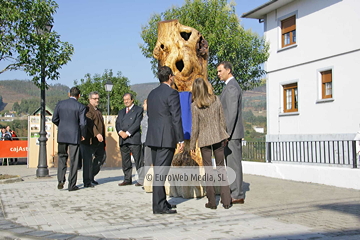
[57, 143, 80, 190]
[224, 139, 245, 199]
[137, 144, 152, 184]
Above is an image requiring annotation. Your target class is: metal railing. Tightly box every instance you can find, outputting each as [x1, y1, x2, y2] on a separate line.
[0, 137, 28, 140]
[242, 141, 266, 162]
[266, 140, 358, 168]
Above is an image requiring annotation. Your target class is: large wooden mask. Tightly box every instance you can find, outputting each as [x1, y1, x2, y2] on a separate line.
[153, 19, 209, 92]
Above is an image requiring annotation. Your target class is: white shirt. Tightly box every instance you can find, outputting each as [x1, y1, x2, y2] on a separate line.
[120, 104, 135, 136]
[127, 104, 134, 111]
[225, 76, 234, 85]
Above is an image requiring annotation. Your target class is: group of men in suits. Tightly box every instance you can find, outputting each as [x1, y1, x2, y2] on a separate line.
[52, 88, 106, 191]
[52, 61, 244, 214]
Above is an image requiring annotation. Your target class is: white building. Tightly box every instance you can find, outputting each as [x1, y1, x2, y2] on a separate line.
[242, 0, 360, 166]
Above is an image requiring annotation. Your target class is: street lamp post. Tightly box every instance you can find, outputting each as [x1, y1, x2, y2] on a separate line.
[105, 80, 114, 115]
[36, 24, 53, 178]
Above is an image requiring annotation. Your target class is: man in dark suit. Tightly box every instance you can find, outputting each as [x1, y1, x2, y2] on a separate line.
[116, 93, 144, 186]
[217, 61, 245, 204]
[52, 87, 87, 191]
[145, 66, 184, 214]
[81, 91, 106, 188]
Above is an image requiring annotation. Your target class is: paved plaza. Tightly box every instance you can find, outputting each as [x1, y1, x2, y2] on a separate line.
[0, 164, 360, 240]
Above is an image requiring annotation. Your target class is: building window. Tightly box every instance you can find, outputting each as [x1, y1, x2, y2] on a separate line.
[283, 83, 298, 112]
[321, 70, 332, 99]
[281, 15, 296, 48]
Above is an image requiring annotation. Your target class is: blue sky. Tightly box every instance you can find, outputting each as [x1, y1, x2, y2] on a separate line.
[0, 0, 268, 87]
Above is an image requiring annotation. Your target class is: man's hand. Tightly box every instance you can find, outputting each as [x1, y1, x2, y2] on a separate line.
[119, 131, 128, 139]
[177, 142, 184, 152]
[96, 134, 103, 142]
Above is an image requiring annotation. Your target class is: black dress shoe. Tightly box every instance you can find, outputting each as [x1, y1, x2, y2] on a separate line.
[166, 202, 177, 209]
[57, 182, 64, 190]
[92, 180, 99, 185]
[84, 184, 94, 188]
[153, 209, 177, 214]
[68, 186, 80, 191]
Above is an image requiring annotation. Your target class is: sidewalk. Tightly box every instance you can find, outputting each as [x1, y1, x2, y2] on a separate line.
[1, 165, 360, 240]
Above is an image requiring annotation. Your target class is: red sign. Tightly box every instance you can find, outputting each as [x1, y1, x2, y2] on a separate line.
[0, 140, 28, 158]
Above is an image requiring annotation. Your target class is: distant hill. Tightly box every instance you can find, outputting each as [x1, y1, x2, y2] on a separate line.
[131, 82, 159, 104]
[0, 80, 69, 112]
[131, 82, 266, 105]
[0, 79, 266, 111]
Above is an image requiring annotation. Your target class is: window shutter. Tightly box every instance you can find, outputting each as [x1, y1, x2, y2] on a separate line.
[282, 16, 296, 34]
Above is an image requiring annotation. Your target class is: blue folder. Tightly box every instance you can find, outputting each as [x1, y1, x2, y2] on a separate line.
[179, 91, 192, 140]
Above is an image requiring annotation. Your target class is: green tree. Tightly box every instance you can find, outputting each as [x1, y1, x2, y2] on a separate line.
[243, 110, 256, 123]
[139, 0, 269, 94]
[8, 120, 28, 138]
[74, 70, 137, 115]
[17, 98, 39, 114]
[12, 102, 20, 114]
[0, 0, 74, 87]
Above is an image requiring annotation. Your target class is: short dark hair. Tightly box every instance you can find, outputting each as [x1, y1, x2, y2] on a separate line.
[70, 87, 81, 97]
[157, 66, 173, 83]
[218, 61, 233, 74]
[123, 93, 134, 100]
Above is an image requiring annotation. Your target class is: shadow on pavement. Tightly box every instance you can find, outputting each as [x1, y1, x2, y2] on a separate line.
[316, 202, 360, 221]
[255, 228, 360, 239]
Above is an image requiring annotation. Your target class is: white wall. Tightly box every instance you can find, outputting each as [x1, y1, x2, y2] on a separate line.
[264, 0, 360, 137]
[243, 161, 360, 190]
[267, 51, 360, 136]
[265, 0, 360, 73]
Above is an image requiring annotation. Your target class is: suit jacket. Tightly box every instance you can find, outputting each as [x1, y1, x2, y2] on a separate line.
[115, 105, 143, 146]
[52, 97, 87, 145]
[220, 78, 244, 140]
[82, 104, 105, 146]
[145, 83, 184, 149]
[190, 96, 229, 149]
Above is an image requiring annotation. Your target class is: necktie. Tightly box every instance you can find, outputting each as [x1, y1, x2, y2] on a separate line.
[126, 107, 129, 114]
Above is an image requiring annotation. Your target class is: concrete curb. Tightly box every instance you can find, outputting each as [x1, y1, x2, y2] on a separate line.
[0, 175, 23, 184]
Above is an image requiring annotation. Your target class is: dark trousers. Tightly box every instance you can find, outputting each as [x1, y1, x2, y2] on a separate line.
[200, 140, 231, 207]
[92, 142, 106, 180]
[225, 139, 244, 199]
[151, 147, 174, 212]
[81, 142, 106, 185]
[120, 144, 142, 183]
[57, 143, 80, 190]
